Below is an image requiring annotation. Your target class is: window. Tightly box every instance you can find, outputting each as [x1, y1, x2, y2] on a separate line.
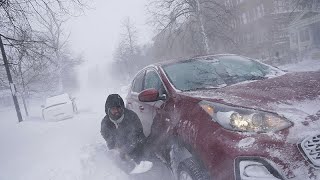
[290, 33, 295, 44]
[257, 6, 261, 18]
[300, 29, 310, 42]
[253, 8, 257, 21]
[242, 13, 247, 24]
[132, 71, 145, 93]
[144, 70, 166, 95]
[247, 12, 251, 23]
[261, 4, 265, 16]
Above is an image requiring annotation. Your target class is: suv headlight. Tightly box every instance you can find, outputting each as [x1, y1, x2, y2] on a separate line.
[199, 101, 292, 133]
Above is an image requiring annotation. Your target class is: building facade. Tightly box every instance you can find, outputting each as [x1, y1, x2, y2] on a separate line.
[224, 0, 320, 64]
[151, 0, 320, 64]
[289, 11, 320, 60]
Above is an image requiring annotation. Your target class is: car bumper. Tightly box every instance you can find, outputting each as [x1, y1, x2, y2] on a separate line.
[202, 129, 320, 180]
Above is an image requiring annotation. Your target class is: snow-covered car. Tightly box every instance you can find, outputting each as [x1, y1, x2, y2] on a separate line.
[42, 93, 78, 121]
[126, 54, 320, 180]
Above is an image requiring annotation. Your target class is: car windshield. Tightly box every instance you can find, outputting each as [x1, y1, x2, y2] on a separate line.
[162, 55, 281, 91]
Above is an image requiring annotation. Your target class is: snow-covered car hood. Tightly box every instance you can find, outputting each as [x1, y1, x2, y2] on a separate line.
[181, 71, 320, 138]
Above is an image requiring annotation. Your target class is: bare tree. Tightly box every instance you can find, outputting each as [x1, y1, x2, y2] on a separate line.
[0, 0, 85, 115]
[122, 17, 139, 55]
[113, 17, 141, 78]
[0, 0, 86, 80]
[37, 12, 70, 93]
[292, 0, 318, 9]
[4, 28, 82, 115]
[0, 0, 85, 34]
[148, 0, 233, 58]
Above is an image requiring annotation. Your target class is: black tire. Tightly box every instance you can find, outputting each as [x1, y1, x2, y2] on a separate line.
[178, 158, 210, 180]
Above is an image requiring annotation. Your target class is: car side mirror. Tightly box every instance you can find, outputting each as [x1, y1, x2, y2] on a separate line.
[138, 88, 159, 102]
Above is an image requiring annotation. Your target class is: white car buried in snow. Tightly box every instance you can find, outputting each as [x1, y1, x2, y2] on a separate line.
[42, 93, 78, 121]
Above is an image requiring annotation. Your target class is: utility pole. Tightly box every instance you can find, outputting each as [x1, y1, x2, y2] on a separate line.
[0, 35, 23, 122]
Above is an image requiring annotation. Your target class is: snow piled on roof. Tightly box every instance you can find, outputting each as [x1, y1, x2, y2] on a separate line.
[45, 93, 70, 107]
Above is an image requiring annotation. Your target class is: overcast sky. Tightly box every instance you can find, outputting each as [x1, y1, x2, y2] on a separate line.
[67, 0, 153, 65]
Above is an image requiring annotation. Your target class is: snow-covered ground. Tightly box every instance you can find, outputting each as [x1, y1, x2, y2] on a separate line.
[0, 84, 172, 180]
[0, 58, 319, 180]
[0, 88, 131, 180]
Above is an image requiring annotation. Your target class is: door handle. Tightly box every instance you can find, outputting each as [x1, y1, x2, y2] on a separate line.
[139, 106, 144, 110]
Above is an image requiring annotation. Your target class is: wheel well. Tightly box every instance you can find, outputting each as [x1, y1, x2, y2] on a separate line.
[169, 138, 209, 179]
[178, 157, 210, 180]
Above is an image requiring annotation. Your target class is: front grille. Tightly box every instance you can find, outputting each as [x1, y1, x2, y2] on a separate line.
[300, 134, 320, 168]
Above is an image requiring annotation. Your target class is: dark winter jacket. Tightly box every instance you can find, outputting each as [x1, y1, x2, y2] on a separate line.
[100, 108, 146, 160]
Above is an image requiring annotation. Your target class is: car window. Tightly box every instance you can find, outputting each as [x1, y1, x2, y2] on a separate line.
[132, 71, 145, 93]
[144, 70, 166, 95]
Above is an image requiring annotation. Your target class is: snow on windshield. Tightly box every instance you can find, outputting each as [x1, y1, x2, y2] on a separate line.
[163, 55, 281, 91]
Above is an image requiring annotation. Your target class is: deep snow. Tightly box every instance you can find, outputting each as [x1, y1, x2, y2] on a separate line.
[0, 86, 172, 180]
[0, 92, 130, 180]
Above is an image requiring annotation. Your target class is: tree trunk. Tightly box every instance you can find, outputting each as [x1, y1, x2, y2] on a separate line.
[196, 0, 210, 54]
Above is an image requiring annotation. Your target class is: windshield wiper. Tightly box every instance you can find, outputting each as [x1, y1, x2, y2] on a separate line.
[248, 76, 267, 80]
[184, 84, 227, 92]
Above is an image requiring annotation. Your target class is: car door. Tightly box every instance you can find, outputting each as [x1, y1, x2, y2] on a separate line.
[139, 68, 167, 137]
[126, 70, 145, 124]
[142, 69, 178, 162]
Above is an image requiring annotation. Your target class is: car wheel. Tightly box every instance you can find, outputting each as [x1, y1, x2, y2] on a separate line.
[178, 158, 209, 180]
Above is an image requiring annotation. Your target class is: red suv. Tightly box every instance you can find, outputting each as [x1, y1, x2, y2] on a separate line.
[126, 54, 320, 180]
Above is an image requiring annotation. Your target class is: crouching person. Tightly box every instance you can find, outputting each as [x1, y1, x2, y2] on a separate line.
[100, 94, 152, 173]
